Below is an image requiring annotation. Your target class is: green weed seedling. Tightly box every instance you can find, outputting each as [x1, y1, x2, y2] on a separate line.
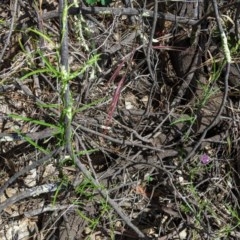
[52, 175, 70, 206]
[171, 114, 197, 141]
[144, 173, 154, 184]
[16, 25, 103, 153]
[13, 11, 116, 239]
[213, 205, 240, 238]
[86, 0, 112, 6]
[226, 205, 240, 226]
[75, 178, 100, 199]
[8, 114, 61, 153]
[73, 178, 114, 239]
[170, 115, 196, 126]
[196, 59, 223, 110]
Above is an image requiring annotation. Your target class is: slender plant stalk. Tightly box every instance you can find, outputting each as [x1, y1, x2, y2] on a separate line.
[59, 0, 72, 155]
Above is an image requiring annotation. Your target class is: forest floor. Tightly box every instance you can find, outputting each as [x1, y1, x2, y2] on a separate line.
[0, 0, 240, 239]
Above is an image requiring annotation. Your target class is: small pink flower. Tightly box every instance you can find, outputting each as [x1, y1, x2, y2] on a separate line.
[200, 154, 210, 164]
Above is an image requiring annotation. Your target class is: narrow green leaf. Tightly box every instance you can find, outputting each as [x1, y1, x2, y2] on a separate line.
[101, 0, 112, 6]
[86, 0, 98, 5]
[9, 114, 58, 129]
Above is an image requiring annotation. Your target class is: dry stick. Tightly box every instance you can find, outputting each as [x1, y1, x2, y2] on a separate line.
[6, 3, 238, 37]
[0, 0, 18, 63]
[0, 183, 58, 213]
[72, 125, 153, 237]
[181, 0, 231, 165]
[171, 3, 203, 108]
[74, 123, 179, 155]
[32, 2, 45, 96]
[193, 1, 238, 28]
[170, 40, 201, 108]
[72, 129, 148, 237]
[0, 148, 61, 199]
[116, 4, 159, 134]
[0, 128, 56, 142]
[234, 3, 240, 42]
[24, 204, 75, 217]
[72, 154, 148, 239]
[143, 0, 158, 117]
[42, 6, 198, 25]
[146, 0, 158, 82]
